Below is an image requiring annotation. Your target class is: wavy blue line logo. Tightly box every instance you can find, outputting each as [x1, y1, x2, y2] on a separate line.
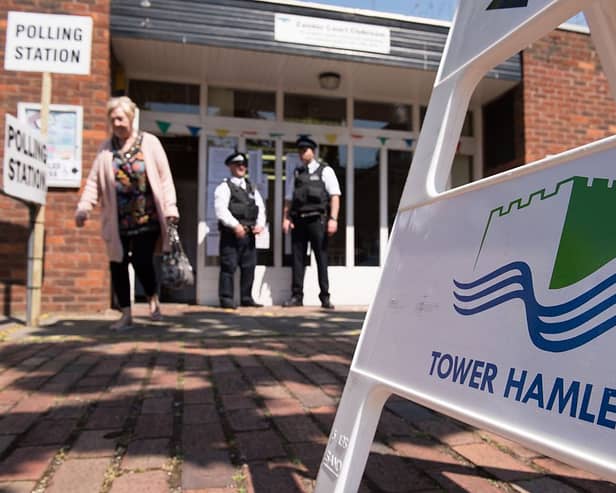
[453, 176, 616, 352]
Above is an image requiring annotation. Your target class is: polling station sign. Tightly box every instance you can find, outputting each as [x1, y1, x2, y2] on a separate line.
[3, 114, 47, 205]
[4, 11, 92, 75]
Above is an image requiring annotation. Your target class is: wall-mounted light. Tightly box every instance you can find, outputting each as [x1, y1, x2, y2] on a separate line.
[319, 71, 341, 90]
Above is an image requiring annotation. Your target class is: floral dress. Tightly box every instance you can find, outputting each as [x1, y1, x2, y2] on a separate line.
[112, 133, 159, 236]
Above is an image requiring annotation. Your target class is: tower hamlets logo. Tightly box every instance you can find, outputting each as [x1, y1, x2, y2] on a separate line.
[453, 176, 616, 352]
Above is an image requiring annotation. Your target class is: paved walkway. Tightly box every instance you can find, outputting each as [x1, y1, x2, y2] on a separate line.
[0, 304, 613, 493]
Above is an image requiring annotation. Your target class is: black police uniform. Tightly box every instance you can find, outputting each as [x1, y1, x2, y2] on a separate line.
[219, 178, 259, 307]
[218, 154, 261, 308]
[288, 160, 332, 306]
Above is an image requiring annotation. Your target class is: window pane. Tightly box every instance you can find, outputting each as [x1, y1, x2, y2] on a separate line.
[354, 101, 412, 131]
[208, 87, 275, 120]
[246, 139, 276, 266]
[450, 155, 473, 188]
[284, 94, 346, 126]
[319, 145, 346, 266]
[387, 150, 412, 231]
[282, 142, 298, 267]
[420, 106, 473, 136]
[129, 79, 200, 114]
[354, 147, 380, 266]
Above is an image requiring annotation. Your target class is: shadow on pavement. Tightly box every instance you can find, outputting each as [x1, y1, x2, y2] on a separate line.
[0, 306, 612, 492]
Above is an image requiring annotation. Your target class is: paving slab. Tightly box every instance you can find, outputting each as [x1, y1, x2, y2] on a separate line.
[0, 304, 612, 492]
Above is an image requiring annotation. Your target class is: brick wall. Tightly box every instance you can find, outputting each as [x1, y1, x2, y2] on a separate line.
[523, 29, 616, 163]
[0, 1, 111, 316]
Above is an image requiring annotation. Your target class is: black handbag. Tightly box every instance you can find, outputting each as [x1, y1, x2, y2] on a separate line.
[161, 222, 194, 290]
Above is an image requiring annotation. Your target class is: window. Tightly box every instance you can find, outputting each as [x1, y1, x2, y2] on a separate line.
[421, 106, 474, 136]
[129, 80, 200, 114]
[319, 145, 346, 266]
[354, 101, 412, 131]
[208, 87, 275, 120]
[246, 139, 276, 266]
[354, 147, 380, 266]
[387, 150, 413, 231]
[284, 93, 346, 125]
[450, 155, 473, 189]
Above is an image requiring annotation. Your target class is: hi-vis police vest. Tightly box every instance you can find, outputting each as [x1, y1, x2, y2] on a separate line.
[220, 178, 258, 230]
[291, 163, 329, 217]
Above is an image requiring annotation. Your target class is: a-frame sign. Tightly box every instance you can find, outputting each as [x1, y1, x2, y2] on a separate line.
[315, 1, 616, 491]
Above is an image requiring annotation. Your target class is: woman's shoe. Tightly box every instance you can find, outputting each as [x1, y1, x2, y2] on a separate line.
[150, 308, 162, 321]
[110, 315, 134, 332]
[148, 295, 162, 321]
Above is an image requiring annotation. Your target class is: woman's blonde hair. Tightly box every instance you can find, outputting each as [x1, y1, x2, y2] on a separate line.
[106, 96, 137, 122]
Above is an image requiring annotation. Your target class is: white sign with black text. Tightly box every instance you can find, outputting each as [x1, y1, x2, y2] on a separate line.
[4, 11, 92, 75]
[3, 114, 48, 205]
[275, 13, 390, 54]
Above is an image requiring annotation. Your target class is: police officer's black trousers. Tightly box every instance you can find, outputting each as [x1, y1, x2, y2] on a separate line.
[218, 229, 257, 304]
[291, 215, 329, 300]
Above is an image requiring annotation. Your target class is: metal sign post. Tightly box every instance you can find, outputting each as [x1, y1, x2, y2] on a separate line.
[315, 1, 616, 491]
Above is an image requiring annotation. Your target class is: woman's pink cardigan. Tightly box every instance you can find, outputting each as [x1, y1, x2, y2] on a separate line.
[75, 132, 179, 263]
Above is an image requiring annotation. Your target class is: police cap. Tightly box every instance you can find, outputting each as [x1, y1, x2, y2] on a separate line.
[224, 151, 248, 166]
[295, 136, 317, 150]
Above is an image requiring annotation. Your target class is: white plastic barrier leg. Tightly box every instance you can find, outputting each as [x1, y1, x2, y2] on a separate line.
[315, 373, 389, 493]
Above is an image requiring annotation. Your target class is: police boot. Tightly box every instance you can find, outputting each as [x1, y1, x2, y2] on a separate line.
[320, 294, 335, 310]
[282, 295, 303, 307]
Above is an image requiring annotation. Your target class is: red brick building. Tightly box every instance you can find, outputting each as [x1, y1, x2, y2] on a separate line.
[1, 1, 615, 315]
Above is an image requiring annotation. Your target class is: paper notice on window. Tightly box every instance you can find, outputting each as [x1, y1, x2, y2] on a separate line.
[208, 147, 232, 184]
[255, 224, 270, 250]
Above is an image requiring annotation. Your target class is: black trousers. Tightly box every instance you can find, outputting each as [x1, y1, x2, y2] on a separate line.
[291, 215, 329, 300]
[110, 230, 160, 309]
[218, 228, 256, 303]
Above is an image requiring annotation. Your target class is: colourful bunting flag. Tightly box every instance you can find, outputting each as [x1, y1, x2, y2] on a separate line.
[241, 130, 258, 136]
[404, 138, 414, 147]
[156, 120, 171, 135]
[187, 125, 201, 137]
[351, 134, 364, 140]
[378, 136, 389, 145]
[215, 128, 230, 138]
[269, 132, 284, 138]
[325, 134, 337, 144]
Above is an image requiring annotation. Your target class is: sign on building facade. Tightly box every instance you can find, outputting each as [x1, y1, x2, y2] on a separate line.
[4, 11, 92, 75]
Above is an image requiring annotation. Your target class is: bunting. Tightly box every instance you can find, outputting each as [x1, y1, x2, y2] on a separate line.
[404, 138, 414, 148]
[351, 134, 364, 140]
[269, 132, 284, 138]
[187, 125, 201, 137]
[378, 136, 389, 145]
[241, 130, 258, 137]
[325, 133, 338, 145]
[156, 120, 171, 135]
[215, 128, 230, 138]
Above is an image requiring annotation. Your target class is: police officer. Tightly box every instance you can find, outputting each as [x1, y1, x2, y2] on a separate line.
[214, 151, 266, 309]
[282, 137, 341, 309]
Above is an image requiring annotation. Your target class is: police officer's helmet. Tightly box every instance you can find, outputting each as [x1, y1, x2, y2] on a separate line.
[224, 152, 248, 166]
[295, 136, 317, 150]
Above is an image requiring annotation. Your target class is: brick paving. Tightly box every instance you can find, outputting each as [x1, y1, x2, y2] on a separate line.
[0, 304, 613, 492]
